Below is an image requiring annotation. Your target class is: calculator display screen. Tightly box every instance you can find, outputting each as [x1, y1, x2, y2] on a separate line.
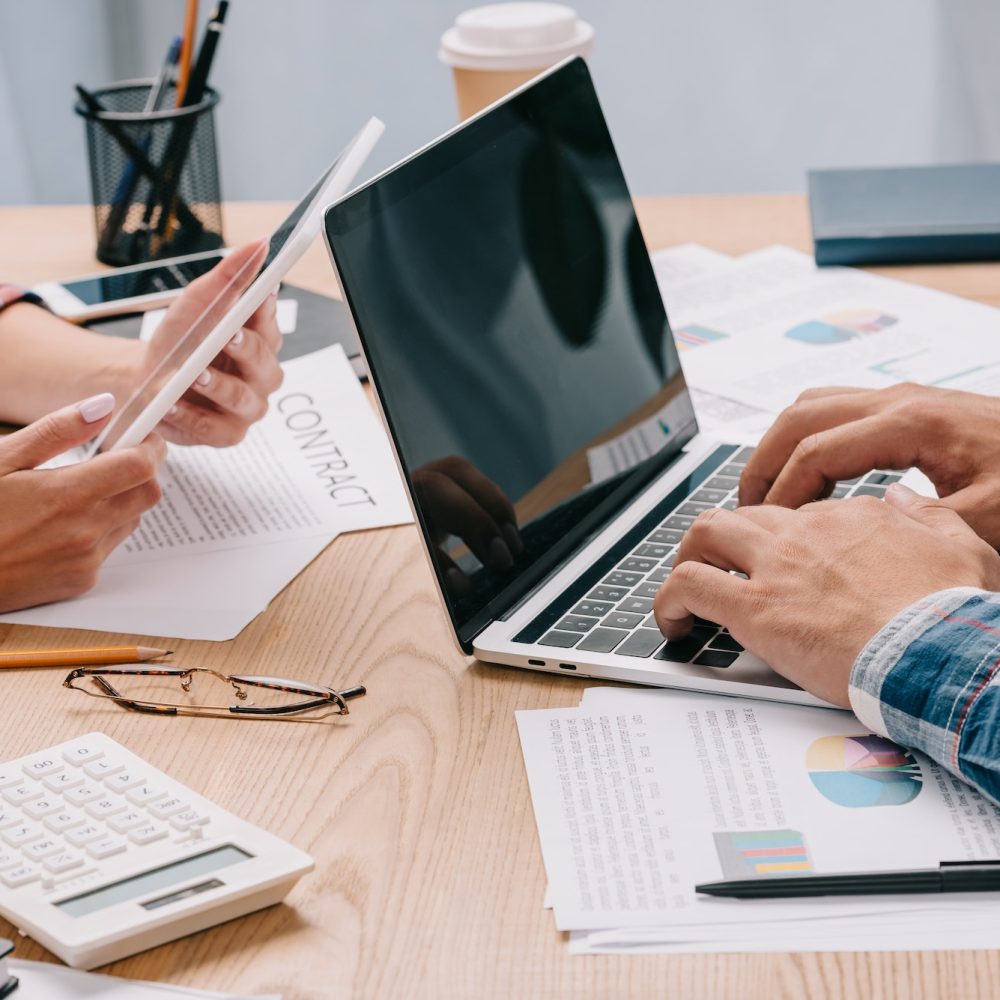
[55, 844, 252, 918]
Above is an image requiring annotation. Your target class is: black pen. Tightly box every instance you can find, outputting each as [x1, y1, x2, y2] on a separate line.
[696, 860, 1000, 898]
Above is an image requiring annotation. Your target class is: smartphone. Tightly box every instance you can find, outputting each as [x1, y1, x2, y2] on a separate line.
[33, 249, 229, 323]
[89, 117, 385, 455]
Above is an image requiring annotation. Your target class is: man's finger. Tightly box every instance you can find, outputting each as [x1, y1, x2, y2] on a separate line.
[740, 390, 876, 506]
[0, 394, 116, 474]
[654, 561, 748, 639]
[763, 412, 917, 508]
[675, 508, 775, 575]
[886, 483, 981, 543]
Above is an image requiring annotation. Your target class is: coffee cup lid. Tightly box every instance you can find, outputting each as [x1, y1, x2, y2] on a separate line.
[439, 3, 594, 71]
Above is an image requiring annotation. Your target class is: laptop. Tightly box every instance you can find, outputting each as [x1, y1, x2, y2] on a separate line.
[323, 58, 898, 708]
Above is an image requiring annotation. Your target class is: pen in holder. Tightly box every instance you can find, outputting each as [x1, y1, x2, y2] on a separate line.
[75, 78, 225, 266]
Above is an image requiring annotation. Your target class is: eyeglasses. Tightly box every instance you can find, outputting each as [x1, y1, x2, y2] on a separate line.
[63, 667, 366, 722]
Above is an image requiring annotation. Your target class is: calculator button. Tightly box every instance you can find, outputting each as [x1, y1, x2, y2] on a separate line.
[63, 744, 104, 767]
[86, 798, 128, 820]
[3, 784, 44, 805]
[22, 756, 64, 779]
[66, 824, 104, 847]
[87, 836, 127, 860]
[0, 851, 19, 870]
[43, 850, 84, 875]
[170, 809, 210, 831]
[0, 772, 24, 790]
[105, 770, 146, 794]
[23, 837, 62, 862]
[65, 783, 104, 806]
[43, 771, 85, 793]
[0, 808, 23, 830]
[3, 823, 43, 847]
[127, 785, 168, 806]
[129, 823, 168, 846]
[1, 863, 41, 887]
[44, 809, 86, 833]
[85, 759, 124, 780]
[149, 797, 187, 819]
[23, 797, 63, 820]
[108, 811, 146, 833]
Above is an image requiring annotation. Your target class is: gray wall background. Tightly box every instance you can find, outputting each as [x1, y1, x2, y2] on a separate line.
[2, 1, 999, 205]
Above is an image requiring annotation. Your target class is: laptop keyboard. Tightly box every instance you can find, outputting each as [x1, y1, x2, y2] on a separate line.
[524, 446, 903, 668]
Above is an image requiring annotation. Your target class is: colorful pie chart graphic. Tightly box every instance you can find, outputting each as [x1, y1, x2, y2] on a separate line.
[806, 734, 922, 808]
[786, 309, 898, 346]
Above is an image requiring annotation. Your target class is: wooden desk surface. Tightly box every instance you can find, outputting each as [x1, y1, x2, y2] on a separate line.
[1, 197, 999, 999]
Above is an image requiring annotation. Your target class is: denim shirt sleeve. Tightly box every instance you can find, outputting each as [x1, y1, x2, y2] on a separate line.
[850, 587, 1000, 806]
[0, 284, 43, 312]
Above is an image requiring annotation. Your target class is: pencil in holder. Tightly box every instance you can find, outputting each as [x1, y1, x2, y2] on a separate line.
[75, 79, 225, 266]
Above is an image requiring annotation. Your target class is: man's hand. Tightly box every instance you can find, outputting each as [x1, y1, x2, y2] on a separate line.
[139, 240, 284, 447]
[740, 383, 1000, 547]
[0, 394, 166, 612]
[653, 486, 1000, 706]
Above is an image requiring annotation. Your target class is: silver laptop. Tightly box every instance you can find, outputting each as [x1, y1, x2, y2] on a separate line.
[323, 58, 897, 708]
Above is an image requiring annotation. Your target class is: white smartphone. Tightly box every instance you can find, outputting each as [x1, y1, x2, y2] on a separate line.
[88, 117, 385, 456]
[34, 249, 231, 323]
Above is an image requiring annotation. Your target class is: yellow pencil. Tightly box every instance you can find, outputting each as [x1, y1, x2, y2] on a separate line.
[0, 647, 172, 669]
[175, 0, 199, 106]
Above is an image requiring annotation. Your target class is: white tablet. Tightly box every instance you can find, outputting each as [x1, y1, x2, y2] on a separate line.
[90, 117, 384, 455]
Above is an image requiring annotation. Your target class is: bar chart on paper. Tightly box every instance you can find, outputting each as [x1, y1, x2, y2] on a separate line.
[713, 829, 814, 880]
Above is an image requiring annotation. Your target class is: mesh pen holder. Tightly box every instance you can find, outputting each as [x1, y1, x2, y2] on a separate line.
[75, 79, 225, 266]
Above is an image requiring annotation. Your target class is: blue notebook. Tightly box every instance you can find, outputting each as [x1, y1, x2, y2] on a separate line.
[808, 163, 1000, 266]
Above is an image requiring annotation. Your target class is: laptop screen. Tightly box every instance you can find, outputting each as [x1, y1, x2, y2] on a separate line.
[325, 58, 697, 649]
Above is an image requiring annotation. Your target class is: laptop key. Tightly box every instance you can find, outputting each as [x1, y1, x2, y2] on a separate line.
[647, 567, 670, 583]
[603, 611, 644, 630]
[654, 626, 714, 662]
[588, 585, 629, 602]
[733, 447, 756, 463]
[605, 570, 643, 588]
[577, 627, 628, 653]
[648, 529, 683, 545]
[704, 475, 739, 491]
[572, 600, 613, 618]
[830, 485, 850, 498]
[539, 631, 581, 648]
[691, 488, 729, 505]
[635, 543, 671, 559]
[709, 632, 744, 652]
[662, 514, 695, 531]
[694, 648, 740, 668]
[616, 629, 664, 658]
[556, 615, 599, 633]
[721, 498, 738, 510]
[718, 464, 744, 478]
[631, 583, 660, 599]
[618, 597, 653, 614]
[662, 552, 676, 568]
[852, 485, 886, 498]
[619, 557, 658, 574]
[677, 501, 713, 517]
[865, 472, 901, 485]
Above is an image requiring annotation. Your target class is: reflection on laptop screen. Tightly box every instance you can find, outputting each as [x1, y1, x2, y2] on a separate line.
[326, 59, 696, 645]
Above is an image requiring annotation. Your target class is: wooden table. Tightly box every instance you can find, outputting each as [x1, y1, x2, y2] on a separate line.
[1, 197, 998, 999]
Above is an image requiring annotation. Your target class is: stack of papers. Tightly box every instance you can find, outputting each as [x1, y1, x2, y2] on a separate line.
[650, 242, 1000, 443]
[517, 687, 1000, 955]
[0, 344, 412, 640]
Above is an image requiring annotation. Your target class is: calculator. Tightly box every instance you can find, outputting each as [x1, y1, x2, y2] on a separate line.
[0, 733, 313, 969]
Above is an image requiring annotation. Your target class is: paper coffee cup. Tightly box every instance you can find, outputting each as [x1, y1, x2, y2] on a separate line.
[439, 3, 595, 120]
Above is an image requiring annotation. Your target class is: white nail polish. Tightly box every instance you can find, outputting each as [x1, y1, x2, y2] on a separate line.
[77, 392, 115, 423]
[231, 329, 245, 346]
[196, 370, 212, 386]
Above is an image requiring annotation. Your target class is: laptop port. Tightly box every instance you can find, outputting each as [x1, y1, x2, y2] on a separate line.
[559, 663, 577, 671]
[528, 659, 545, 666]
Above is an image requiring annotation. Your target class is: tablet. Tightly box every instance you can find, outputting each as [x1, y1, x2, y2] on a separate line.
[90, 117, 384, 455]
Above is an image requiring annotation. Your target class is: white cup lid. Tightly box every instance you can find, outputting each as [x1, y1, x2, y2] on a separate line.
[439, 3, 594, 71]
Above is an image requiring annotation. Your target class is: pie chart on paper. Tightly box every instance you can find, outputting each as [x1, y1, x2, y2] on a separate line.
[806, 734, 922, 808]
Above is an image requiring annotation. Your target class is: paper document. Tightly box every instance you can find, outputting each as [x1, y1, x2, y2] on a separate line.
[517, 687, 1000, 953]
[0, 345, 411, 640]
[9, 958, 279, 998]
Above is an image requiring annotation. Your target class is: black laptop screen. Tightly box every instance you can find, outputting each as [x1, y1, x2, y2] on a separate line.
[325, 59, 696, 649]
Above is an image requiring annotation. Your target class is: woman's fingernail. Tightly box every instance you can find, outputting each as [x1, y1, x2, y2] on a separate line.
[77, 392, 115, 424]
[168, 404, 180, 418]
[196, 370, 212, 387]
[501, 522, 523, 556]
[230, 329, 245, 347]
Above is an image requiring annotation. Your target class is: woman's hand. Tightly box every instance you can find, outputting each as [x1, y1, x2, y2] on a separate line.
[0, 393, 165, 612]
[136, 240, 284, 447]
